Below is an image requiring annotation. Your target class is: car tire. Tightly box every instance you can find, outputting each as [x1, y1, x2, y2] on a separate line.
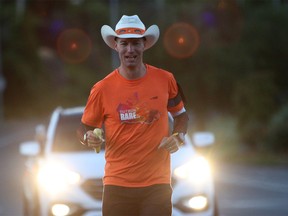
[213, 196, 219, 216]
[22, 191, 30, 216]
[22, 190, 40, 216]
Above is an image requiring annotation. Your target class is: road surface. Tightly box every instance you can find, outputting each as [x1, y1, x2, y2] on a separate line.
[1, 120, 288, 216]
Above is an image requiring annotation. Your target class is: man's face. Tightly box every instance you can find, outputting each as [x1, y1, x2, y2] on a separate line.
[115, 38, 145, 68]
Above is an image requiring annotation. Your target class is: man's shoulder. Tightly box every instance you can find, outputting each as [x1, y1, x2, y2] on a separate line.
[96, 70, 117, 84]
[103, 69, 118, 80]
[147, 64, 172, 75]
[147, 64, 173, 79]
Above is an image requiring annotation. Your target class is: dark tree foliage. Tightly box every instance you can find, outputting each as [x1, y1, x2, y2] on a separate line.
[1, 0, 288, 153]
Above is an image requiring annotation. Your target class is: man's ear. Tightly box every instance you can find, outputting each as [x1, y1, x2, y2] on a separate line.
[143, 37, 147, 49]
[114, 38, 118, 51]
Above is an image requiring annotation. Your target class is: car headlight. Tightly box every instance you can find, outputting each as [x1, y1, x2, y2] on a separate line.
[37, 160, 81, 195]
[173, 156, 212, 184]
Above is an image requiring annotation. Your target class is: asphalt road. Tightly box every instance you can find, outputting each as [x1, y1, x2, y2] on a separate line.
[1, 120, 288, 216]
[215, 163, 288, 216]
[0, 120, 37, 216]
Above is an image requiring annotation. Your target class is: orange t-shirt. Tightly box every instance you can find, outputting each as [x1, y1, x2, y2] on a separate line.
[82, 64, 184, 187]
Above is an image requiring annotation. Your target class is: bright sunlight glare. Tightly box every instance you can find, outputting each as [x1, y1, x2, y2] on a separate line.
[57, 28, 92, 64]
[52, 204, 70, 216]
[164, 22, 200, 59]
[188, 195, 208, 210]
[37, 161, 80, 195]
[174, 156, 211, 184]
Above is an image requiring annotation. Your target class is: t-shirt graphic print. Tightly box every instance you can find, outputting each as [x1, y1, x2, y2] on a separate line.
[117, 92, 160, 124]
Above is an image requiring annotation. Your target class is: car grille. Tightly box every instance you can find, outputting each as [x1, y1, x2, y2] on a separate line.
[81, 178, 103, 200]
[82, 178, 176, 200]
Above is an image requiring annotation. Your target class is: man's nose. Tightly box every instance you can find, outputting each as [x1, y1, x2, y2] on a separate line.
[127, 43, 134, 52]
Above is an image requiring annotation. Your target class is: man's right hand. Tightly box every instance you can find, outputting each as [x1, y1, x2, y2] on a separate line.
[84, 130, 104, 149]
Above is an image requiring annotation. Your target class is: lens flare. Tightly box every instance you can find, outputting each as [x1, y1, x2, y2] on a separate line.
[57, 28, 92, 63]
[164, 23, 200, 59]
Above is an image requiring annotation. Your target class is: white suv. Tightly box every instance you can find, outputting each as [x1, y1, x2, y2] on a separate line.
[19, 106, 218, 216]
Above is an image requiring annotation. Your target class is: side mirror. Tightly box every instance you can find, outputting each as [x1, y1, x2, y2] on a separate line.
[193, 132, 215, 147]
[19, 141, 40, 156]
[35, 124, 46, 146]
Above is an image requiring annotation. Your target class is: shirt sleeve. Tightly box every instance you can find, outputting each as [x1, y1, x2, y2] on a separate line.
[167, 73, 185, 114]
[81, 82, 104, 128]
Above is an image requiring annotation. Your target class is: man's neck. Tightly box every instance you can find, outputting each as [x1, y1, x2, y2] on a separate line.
[118, 63, 146, 80]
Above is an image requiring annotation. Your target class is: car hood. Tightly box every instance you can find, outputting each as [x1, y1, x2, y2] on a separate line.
[46, 141, 197, 179]
[171, 142, 197, 170]
[46, 151, 105, 179]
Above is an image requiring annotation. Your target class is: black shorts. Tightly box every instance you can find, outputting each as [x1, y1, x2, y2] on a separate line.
[102, 184, 172, 216]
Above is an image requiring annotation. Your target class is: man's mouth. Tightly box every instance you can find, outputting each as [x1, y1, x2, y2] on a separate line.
[125, 55, 137, 60]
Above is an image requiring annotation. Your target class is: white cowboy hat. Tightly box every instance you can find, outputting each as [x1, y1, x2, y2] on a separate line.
[101, 15, 160, 50]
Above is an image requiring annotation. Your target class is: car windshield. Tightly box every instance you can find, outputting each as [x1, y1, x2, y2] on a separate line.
[51, 112, 173, 152]
[52, 113, 104, 152]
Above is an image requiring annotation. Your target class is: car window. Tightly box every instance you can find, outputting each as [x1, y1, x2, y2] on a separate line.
[52, 113, 90, 152]
[52, 112, 171, 152]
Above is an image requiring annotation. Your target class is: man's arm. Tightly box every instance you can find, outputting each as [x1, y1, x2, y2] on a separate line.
[77, 123, 95, 145]
[158, 112, 189, 153]
[172, 112, 189, 135]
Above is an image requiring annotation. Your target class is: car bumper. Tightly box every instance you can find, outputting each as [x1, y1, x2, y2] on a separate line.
[172, 176, 215, 216]
[38, 184, 102, 216]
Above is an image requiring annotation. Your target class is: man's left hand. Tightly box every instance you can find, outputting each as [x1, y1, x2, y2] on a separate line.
[158, 134, 181, 154]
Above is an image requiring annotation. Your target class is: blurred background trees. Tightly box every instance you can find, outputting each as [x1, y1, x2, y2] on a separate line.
[1, 0, 288, 155]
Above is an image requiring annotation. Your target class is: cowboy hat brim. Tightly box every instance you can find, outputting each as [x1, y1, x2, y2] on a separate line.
[101, 24, 160, 50]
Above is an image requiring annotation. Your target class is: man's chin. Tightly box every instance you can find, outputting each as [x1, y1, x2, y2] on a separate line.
[125, 61, 137, 67]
